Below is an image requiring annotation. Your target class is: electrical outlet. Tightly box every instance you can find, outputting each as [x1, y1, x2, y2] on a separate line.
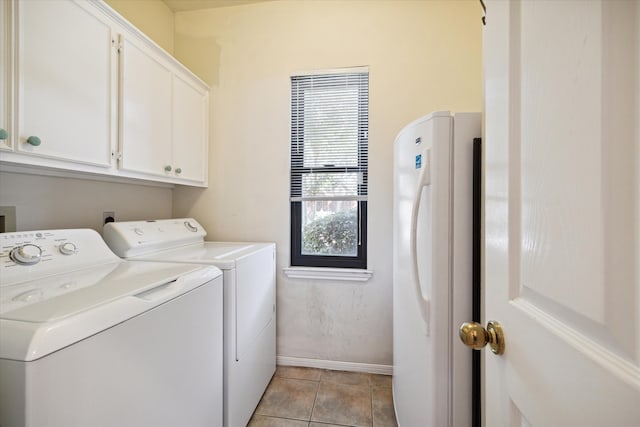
[103, 211, 116, 225]
[0, 206, 17, 232]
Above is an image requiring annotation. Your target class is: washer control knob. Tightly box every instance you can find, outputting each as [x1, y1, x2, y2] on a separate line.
[59, 242, 77, 255]
[10, 244, 43, 265]
[184, 221, 198, 232]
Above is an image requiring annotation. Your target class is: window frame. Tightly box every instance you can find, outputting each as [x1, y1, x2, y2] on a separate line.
[289, 70, 369, 269]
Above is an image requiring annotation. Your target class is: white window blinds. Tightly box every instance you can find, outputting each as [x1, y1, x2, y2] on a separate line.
[290, 71, 369, 201]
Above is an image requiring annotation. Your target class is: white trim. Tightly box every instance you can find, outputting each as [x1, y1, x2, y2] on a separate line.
[290, 65, 369, 78]
[283, 267, 373, 282]
[0, 162, 175, 188]
[513, 298, 640, 390]
[276, 356, 392, 376]
[290, 195, 368, 202]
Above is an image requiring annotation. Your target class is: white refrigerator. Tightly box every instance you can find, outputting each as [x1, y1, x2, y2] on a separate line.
[392, 111, 481, 427]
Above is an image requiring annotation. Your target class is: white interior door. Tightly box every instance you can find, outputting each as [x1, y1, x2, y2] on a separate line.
[482, 0, 640, 425]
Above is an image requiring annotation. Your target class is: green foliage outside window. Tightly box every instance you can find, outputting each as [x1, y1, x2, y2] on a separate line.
[302, 210, 358, 256]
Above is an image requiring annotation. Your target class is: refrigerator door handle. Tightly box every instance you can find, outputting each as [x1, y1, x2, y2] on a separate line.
[410, 148, 431, 335]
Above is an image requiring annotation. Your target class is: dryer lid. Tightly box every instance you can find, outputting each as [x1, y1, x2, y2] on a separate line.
[128, 241, 274, 270]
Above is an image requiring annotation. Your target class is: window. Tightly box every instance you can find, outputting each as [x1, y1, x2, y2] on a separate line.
[290, 69, 368, 269]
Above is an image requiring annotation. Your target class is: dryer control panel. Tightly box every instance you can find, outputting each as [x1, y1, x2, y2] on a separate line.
[103, 218, 207, 258]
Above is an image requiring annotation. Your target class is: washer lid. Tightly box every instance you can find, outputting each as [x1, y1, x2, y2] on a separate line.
[0, 261, 221, 361]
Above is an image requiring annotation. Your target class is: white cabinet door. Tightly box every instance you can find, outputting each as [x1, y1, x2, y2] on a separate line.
[0, 0, 9, 151]
[483, 0, 640, 425]
[120, 36, 208, 186]
[16, 0, 115, 167]
[119, 36, 172, 177]
[172, 73, 208, 184]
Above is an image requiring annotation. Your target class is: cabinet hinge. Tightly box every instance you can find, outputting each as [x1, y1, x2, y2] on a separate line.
[112, 38, 123, 54]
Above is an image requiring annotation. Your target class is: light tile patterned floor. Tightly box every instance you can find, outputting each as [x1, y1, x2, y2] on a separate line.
[249, 366, 398, 427]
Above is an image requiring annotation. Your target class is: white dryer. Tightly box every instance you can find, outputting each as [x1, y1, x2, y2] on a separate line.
[0, 229, 223, 427]
[103, 218, 276, 427]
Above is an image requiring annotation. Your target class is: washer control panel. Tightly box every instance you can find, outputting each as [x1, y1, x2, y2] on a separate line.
[0, 229, 120, 287]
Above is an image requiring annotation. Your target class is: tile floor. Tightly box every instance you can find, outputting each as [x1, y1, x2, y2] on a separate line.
[248, 366, 398, 427]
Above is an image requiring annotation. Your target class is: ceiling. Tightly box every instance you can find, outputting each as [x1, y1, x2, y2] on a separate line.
[162, 0, 274, 12]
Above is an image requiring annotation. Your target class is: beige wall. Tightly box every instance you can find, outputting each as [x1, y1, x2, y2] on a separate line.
[0, 172, 172, 232]
[172, 0, 482, 366]
[105, 0, 175, 54]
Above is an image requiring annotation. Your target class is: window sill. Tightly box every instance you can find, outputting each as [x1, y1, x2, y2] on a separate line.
[283, 267, 373, 282]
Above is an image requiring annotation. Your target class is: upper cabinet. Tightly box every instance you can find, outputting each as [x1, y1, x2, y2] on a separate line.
[0, 0, 209, 187]
[0, 1, 10, 151]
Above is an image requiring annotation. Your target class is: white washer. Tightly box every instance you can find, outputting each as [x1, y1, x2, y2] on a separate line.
[103, 218, 276, 427]
[0, 229, 223, 427]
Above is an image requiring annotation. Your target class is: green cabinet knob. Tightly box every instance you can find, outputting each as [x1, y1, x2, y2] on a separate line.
[175, 167, 182, 174]
[26, 136, 41, 146]
[164, 165, 172, 172]
[0, 128, 7, 140]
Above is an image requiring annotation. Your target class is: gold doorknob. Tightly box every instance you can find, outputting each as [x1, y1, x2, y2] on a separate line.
[459, 320, 505, 355]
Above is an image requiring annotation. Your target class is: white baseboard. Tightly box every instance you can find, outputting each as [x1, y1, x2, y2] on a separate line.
[276, 356, 393, 376]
